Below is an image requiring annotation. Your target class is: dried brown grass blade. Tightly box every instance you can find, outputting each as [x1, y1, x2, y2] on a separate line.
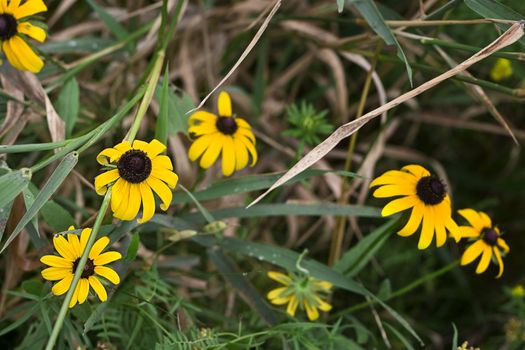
[248, 21, 525, 207]
[189, 0, 281, 113]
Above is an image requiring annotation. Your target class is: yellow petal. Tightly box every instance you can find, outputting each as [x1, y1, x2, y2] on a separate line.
[445, 216, 461, 243]
[476, 245, 492, 274]
[381, 196, 417, 217]
[132, 140, 149, 153]
[80, 228, 92, 254]
[188, 135, 213, 161]
[77, 278, 89, 304]
[221, 136, 235, 176]
[89, 236, 109, 260]
[236, 117, 252, 130]
[461, 240, 485, 266]
[189, 111, 217, 124]
[2, 39, 25, 71]
[42, 267, 71, 281]
[121, 183, 141, 221]
[217, 91, 232, 117]
[233, 135, 249, 171]
[40, 255, 72, 268]
[94, 251, 122, 266]
[94, 169, 120, 195]
[189, 124, 218, 136]
[314, 296, 332, 312]
[286, 295, 298, 317]
[151, 155, 173, 171]
[236, 127, 256, 144]
[267, 287, 287, 300]
[110, 179, 127, 216]
[146, 139, 166, 158]
[53, 235, 77, 261]
[89, 276, 108, 302]
[370, 170, 417, 188]
[150, 168, 178, 189]
[113, 141, 132, 154]
[17, 22, 46, 42]
[67, 234, 81, 257]
[146, 177, 172, 211]
[418, 206, 435, 250]
[401, 164, 430, 178]
[5, 36, 43, 73]
[304, 300, 319, 321]
[434, 222, 447, 248]
[239, 136, 257, 166]
[96, 148, 122, 165]
[497, 238, 510, 253]
[373, 184, 415, 198]
[493, 248, 504, 278]
[457, 208, 485, 231]
[398, 204, 423, 237]
[13, 0, 47, 19]
[51, 275, 73, 296]
[478, 211, 492, 228]
[267, 271, 292, 286]
[433, 204, 447, 247]
[95, 266, 120, 284]
[269, 296, 291, 305]
[312, 280, 332, 291]
[69, 282, 80, 308]
[199, 133, 223, 169]
[6, 0, 21, 13]
[138, 182, 155, 223]
[457, 226, 480, 239]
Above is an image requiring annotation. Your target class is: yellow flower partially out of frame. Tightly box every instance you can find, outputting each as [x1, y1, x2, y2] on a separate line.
[188, 91, 257, 176]
[490, 58, 512, 82]
[457, 209, 509, 278]
[266, 271, 332, 321]
[370, 164, 460, 250]
[40, 226, 122, 308]
[94, 139, 178, 223]
[0, 0, 47, 72]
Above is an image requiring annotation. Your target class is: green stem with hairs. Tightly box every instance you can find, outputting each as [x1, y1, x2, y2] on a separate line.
[45, 189, 112, 350]
[126, 51, 165, 143]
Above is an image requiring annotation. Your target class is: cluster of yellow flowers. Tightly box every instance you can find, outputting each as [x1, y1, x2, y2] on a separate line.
[371, 164, 510, 278]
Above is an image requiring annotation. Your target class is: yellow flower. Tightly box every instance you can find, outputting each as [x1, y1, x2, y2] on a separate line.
[188, 91, 257, 176]
[457, 209, 509, 278]
[0, 0, 47, 72]
[266, 271, 332, 321]
[490, 58, 512, 82]
[370, 164, 460, 250]
[40, 226, 122, 308]
[94, 139, 178, 223]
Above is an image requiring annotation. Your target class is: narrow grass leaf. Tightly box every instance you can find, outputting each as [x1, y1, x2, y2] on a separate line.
[0, 201, 13, 242]
[384, 323, 415, 350]
[154, 67, 170, 145]
[125, 232, 140, 262]
[0, 168, 31, 210]
[55, 77, 80, 137]
[1, 152, 78, 253]
[86, 0, 129, 42]
[337, 0, 345, 13]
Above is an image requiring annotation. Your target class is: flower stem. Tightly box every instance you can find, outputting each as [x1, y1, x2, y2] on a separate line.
[45, 189, 112, 350]
[328, 42, 383, 266]
[126, 51, 165, 143]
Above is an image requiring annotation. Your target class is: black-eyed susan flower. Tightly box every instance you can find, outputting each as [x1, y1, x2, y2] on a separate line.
[94, 139, 178, 223]
[457, 208, 509, 278]
[0, 0, 47, 72]
[188, 91, 257, 176]
[370, 164, 460, 250]
[266, 271, 332, 321]
[490, 58, 512, 82]
[40, 226, 121, 308]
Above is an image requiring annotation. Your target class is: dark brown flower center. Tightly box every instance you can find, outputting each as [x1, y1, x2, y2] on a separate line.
[72, 258, 95, 278]
[216, 116, 238, 135]
[416, 176, 446, 205]
[0, 14, 17, 41]
[117, 150, 152, 183]
[482, 228, 498, 246]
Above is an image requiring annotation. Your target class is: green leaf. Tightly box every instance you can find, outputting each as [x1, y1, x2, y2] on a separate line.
[333, 218, 398, 276]
[384, 323, 415, 350]
[155, 67, 170, 145]
[0, 168, 31, 210]
[1, 152, 78, 253]
[0, 304, 38, 336]
[125, 232, 140, 262]
[0, 201, 14, 242]
[55, 77, 80, 137]
[86, 0, 129, 42]
[464, 0, 525, 45]
[208, 248, 277, 325]
[22, 279, 44, 297]
[451, 323, 458, 350]
[153, 86, 195, 135]
[41, 201, 75, 231]
[349, 0, 413, 85]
